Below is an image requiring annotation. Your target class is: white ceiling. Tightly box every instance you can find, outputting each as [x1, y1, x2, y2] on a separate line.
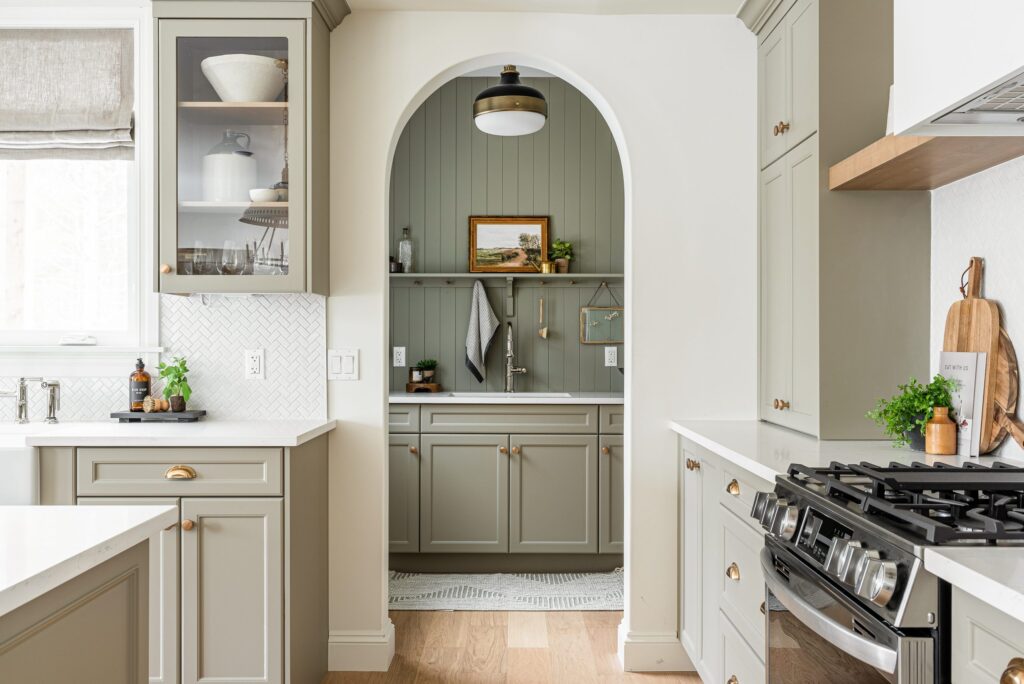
[346, 0, 744, 14]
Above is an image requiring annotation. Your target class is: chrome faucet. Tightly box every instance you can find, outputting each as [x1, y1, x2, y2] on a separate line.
[504, 322, 527, 393]
[0, 377, 43, 424]
[41, 380, 61, 424]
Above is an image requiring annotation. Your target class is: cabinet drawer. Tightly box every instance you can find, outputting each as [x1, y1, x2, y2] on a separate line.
[420, 404, 599, 434]
[718, 506, 766, 661]
[598, 406, 624, 434]
[720, 462, 774, 534]
[952, 587, 1024, 683]
[719, 611, 765, 684]
[76, 448, 283, 496]
[389, 404, 420, 433]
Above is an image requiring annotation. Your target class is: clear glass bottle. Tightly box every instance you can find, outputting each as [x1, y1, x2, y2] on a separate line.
[398, 227, 414, 273]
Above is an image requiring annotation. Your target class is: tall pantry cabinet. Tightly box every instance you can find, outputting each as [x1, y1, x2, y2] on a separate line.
[754, 0, 931, 438]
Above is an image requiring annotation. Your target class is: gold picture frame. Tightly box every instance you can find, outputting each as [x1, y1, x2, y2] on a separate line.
[469, 216, 549, 273]
[580, 306, 624, 344]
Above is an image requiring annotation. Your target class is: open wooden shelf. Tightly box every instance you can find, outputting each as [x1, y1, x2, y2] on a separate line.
[390, 272, 623, 284]
[178, 101, 287, 125]
[829, 135, 1024, 191]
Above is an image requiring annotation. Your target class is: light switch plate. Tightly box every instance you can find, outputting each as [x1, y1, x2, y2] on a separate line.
[244, 348, 265, 380]
[604, 346, 618, 367]
[329, 348, 359, 381]
[393, 346, 406, 367]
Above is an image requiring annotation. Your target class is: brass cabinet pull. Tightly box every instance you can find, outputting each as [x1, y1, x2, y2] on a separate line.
[511, 446, 521, 455]
[181, 519, 195, 531]
[777, 399, 790, 410]
[601, 446, 610, 455]
[685, 458, 702, 472]
[760, 601, 766, 615]
[165, 464, 197, 480]
[159, 263, 172, 274]
[1002, 658, 1024, 684]
[499, 446, 508, 455]
[772, 121, 791, 136]
[726, 479, 741, 497]
[726, 562, 741, 581]
[727, 676, 739, 684]
[409, 446, 418, 455]
[772, 398, 780, 409]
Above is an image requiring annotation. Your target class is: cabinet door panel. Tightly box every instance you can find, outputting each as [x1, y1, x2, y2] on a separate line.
[79, 497, 179, 684]
[952, 587, 1024, 683]
[680, 441, 703, 667]
[181, 497, 282, 684]
[699, 455, 723, 683]
[599, 435, 624, 554]
[760, 156, 792, 423]
[389, 434, 419, 552]
[420, 434, 509, 553]
[788, 0, 819, 147]
[510, 434, 598, 553]
[759, 18, 789, 168]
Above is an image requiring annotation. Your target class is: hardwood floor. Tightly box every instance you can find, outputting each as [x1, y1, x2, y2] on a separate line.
[323, 611, 702, 684]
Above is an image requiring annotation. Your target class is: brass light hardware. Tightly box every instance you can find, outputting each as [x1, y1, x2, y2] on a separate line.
[726, 479, 741, 497]
[727, 676, 739, 684]
[181, 519, 195, 531]
[1002, 658, 1024, 684]
[409, 446, 418, 455]
[511, 446, 521, 455]
[499, 446, 508, 455]
[165, 464, 197, 480]
[160, 263, 172, 274]
[772, 121, 791, 136]
[601, 446, 611, 455]
[726, 562, 741, 581]
[760, 601, 766, 615]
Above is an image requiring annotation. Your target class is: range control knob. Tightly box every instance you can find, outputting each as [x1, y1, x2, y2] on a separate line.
[750, 491, 777, 529]
[848, 547, 881, 586]
[769, 502, 800, 540]
[825, 539, 862, 580]
[856, 558, 899, 606]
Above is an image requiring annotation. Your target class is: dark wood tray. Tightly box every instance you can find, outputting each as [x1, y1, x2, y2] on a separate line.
[111, 410, 207, 423]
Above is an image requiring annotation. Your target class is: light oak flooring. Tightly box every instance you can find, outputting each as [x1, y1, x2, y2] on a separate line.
[323, 611, 702, 684]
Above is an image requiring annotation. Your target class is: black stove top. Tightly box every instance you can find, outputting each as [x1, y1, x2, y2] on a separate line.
[787, 460, 1024, 544]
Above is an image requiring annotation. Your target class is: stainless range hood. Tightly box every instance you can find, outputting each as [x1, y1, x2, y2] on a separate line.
[933, 66, 1024, 127]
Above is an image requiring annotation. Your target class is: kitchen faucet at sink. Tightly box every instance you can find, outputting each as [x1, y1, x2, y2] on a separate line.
[0, 377, 57, 424]
[504, 322, 527, 393]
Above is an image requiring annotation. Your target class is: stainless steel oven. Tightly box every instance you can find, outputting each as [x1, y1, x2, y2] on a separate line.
[762, 539, 935, 684]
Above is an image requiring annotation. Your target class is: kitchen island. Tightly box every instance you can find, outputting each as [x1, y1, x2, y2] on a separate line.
[0, 504, 176, 683]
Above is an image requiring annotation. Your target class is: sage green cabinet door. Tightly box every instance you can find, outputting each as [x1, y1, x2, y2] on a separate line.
[420, 434, 509, 553]
[599, 435, 624, 554]
[181, 497, 283, 684]
[509, 434, 598, 554]
[760, 155, 792, 424]
[389, 434, 420, 552]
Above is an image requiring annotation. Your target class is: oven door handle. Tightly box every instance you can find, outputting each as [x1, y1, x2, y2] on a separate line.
[761, 548, 898, 674]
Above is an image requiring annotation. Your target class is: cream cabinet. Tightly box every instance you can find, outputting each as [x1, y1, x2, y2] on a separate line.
[951, 587, 1024, 684]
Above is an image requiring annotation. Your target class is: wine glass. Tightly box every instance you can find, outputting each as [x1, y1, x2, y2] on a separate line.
[221, 240, 241, 275]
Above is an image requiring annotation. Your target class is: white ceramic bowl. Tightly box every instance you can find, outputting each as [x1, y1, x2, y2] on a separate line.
[201, 54, 287, 103]
[249, 188, 279, 202]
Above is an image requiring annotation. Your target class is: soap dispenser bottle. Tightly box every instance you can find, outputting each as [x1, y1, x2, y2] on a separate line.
[129, 358, 151, 412]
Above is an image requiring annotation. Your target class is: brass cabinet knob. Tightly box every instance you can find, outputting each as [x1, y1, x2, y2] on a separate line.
[1002, 658, 1024, 684]
[772, 398, 780, 409]
[726, 562, 741, 581]
[772, 121, 791, 136]
[778, 399, 790, 410]
[160, 263, 172, 274]
[181, 519, 195, 531]
[726, 479, 741, 497]
[685, 458, 701, 471]
[165, 464, 197, 480]
[499, 446, 508, 455]
[727, 676, 739, 684]
[409, 446, 418, 455]
[511, 446, 521, 455]
[601, 446, 610, 455]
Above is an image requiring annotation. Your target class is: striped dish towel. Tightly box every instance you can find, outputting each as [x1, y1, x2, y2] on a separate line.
[465, 280, 499, 382]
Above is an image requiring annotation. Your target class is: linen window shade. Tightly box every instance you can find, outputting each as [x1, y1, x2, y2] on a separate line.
[0, 29, 134, 159]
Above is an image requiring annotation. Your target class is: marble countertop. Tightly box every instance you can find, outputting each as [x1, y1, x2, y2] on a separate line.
[0, 505, 177, 616]
[389, 391, 624, 405]
[0, 419, 336, 448]
[924, 546, 1024, 624]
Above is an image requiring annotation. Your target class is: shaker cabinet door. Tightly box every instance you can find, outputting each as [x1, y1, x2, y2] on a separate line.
[760, 155, 793, 423]
[759, 18, 789, 168]
[598, 435, 625, 554]
[679, 441, 704, 668]
[389, 433, 420, 552]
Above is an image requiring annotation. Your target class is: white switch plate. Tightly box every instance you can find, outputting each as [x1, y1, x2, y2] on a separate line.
[328, 348, 359, 381]
[244, 348, 265, 380]
[604, 346, 618, 367]
[393, 346, 406, 367]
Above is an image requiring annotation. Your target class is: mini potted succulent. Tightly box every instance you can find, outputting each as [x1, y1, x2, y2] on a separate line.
[867, 375, 956, 450]
[416, 359, 438, 381]
[549, 240, 574, 274]
[158, 356, 193, 413]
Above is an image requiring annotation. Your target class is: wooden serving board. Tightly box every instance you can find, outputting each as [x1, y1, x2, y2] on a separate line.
[111, 410, 207, 423]
[405, 382, 442, 393]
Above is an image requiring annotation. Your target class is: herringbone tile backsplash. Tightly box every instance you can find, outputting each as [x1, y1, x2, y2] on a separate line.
[1, 294, 326, 422]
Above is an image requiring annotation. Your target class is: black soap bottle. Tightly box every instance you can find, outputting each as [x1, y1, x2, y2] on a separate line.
[129, 358, 151, 412]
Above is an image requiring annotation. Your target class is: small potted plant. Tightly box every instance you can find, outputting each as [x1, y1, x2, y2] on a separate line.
[416, 359, 438, 381]
[158, 356, 193, 413]
[549, 240, 574, 274]
[867, 375, 956, 450]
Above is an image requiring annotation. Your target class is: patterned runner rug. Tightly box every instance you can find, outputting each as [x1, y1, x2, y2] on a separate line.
[388, 570, 624, 611]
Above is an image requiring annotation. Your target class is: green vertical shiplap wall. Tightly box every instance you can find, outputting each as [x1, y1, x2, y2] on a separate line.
[389, 77, 624, 393]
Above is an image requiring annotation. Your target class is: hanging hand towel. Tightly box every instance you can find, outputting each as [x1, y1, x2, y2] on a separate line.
[465, 280, 500, 383]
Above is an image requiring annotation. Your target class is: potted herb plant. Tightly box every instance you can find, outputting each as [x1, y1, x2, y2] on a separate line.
[416, 359, 438, 381]
[158, 356, 193, 413]
[867, 375, 956, 450]
[549, 240, 574, 274]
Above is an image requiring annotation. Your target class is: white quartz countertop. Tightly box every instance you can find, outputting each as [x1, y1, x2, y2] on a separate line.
[0, 419, 336, 448]
[0, 505, 177, 616]
[924, 546, 1024, 624]
[389, 391, 623, 405]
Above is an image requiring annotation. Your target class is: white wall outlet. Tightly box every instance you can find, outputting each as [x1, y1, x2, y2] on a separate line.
[328, 348, 359, 381]
[244, 348, 265, 380]
[393, 346, 406, 367]
[604, 346, 618, 367]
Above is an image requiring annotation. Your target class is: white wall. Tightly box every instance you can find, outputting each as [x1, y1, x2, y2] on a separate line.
[327, 10, 756, 671]
[931, 156, 1024, 460]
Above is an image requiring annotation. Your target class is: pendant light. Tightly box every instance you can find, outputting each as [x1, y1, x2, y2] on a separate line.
[473, 65, 547, 136]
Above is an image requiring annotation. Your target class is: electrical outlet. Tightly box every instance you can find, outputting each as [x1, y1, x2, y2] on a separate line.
[244, 348, 265, 380]
[604, 346, 618, 367]
[393, 346, 406, 367]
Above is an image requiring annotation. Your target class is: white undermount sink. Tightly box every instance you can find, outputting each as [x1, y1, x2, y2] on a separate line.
[448, 392, 573, 399]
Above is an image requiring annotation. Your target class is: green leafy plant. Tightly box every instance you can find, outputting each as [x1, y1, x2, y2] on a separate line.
[549, 240, 574, 261]
[415, 359, 438, 371]
[867, 374, 957, 447]
[158, 357, 192, 401]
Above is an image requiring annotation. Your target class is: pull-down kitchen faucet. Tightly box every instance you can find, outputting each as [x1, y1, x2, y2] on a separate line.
[504, 322, 527, 393]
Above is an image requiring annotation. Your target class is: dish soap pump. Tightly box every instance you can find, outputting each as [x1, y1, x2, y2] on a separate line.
[129, 358, 151, 412]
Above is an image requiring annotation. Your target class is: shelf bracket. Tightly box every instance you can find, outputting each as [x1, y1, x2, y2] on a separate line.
[505, 276, 515, 318]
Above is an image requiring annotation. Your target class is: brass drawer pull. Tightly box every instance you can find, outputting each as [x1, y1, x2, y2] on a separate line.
[499, 446, 508, 455]
[727, 676, 739, 684]
[409, 446, 418, 455]
[1002, 658, 1024, 684]
[772, 121, 790, 136]
[726, 479, 740, 497]
[726, 562, 741, 581]
[601, 446, 610, 455]
[181, 519, 195, 531]
[685, 458, 701, 471]
[165, 464, 197, 480]
[511, 446, 521, 455]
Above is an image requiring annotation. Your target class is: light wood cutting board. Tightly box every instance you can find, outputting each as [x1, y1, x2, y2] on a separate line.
[942, 257, 1001, 453]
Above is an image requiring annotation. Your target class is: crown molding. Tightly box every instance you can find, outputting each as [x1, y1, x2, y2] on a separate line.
[737, 0, 784, 33]
[313, 0, 349, 29]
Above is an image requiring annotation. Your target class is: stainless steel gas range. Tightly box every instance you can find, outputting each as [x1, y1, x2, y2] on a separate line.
[751, 460, 1024, 684]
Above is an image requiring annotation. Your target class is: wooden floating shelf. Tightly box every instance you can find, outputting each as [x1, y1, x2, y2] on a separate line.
[179, 201, 288, 214]
[829, 135, 1024, 191]
[389, 272, 624, 282]
[178, 101, 288, 125]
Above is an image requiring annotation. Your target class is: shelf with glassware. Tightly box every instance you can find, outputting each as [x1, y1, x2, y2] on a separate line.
[156, 17, 328, 294]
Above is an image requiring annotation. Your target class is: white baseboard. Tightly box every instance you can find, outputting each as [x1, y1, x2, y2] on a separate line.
[327, 620, 396, 672]
[618, 623, 695, 672]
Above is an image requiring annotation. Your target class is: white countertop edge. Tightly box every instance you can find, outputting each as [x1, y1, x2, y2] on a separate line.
[6, 419, 337, 448]
[668, 419, 782, 482]
[0, 505, 178, 616]
[389, 393, 624, 405]
[924, 547, 1024, 623]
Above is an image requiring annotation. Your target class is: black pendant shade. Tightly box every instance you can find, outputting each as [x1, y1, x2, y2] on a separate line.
[473, 65, 548, 136]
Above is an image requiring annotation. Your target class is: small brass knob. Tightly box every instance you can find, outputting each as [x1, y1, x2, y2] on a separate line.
[780, 121, 790, 133]
[1002, 658, 1024, 684]
[181, 519, 195, 531]
[778, 399, 790, 410]
[160, 263, 172, 274]
[690, 458, 701, 471]
[772, 398, 780, 409]
[499, 446, 508, 455]
[684, 458, 694, 471]
[728, 676, 739, 684]
[726, 562, 741, 581]
[726, 479, 740, 497]
[409, 446, 418, 455]
[511, 446, 521, 455]
[165, 464, 197, 480]
[601, 446, 610, 455]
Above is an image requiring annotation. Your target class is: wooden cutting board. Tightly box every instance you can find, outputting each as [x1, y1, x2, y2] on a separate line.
[942, 257, 1001, 453]
[992, 328, 1024, 449]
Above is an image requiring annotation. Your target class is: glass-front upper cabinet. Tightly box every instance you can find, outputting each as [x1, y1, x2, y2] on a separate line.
[158, 20, 306, 293]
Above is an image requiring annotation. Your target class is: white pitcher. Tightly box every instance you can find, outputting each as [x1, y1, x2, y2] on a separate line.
[202, 130, 257, 202]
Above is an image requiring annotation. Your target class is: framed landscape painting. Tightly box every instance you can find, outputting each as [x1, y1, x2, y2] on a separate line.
[469, 216, 549, 273]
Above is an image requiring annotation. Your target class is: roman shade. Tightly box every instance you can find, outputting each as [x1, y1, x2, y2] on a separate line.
[0, 29, 134, 159]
